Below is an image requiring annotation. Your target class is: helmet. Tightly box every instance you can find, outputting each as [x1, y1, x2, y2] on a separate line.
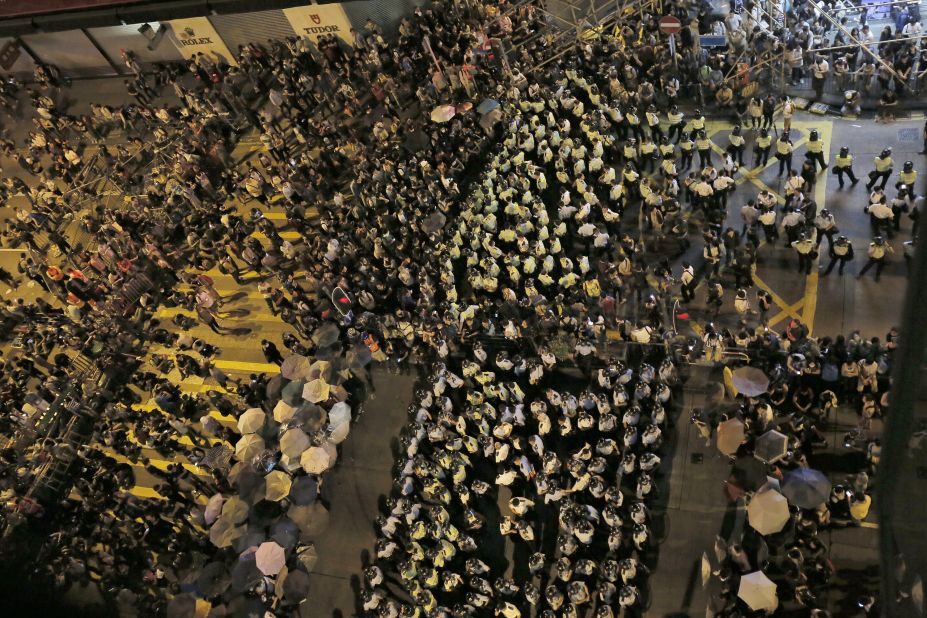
[670, 105, 678, 113]
[732, 125, 741, 134]
[874, 235, 884, 244]
[881, 147, 892, 157]
[837, 235, 848, 243]
[648, 103, 656, 111]
[694, 108, 702, 116]
[840, 146, 849, 155]
[660, 135, 669, 143]
[698, 130, 706, 138]
[821, 208, 829, 216]
[904, 160, 914, 171]
[680, 131, 690, 140]
[810, 129, 819, 140]
[760, 128, 768, 137]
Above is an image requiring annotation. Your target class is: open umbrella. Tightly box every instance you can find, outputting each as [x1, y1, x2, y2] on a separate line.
[293, 404, 326, 433]
[476, 98, 500, 114]
[280, 355, 311, 380]
[274, 400, 297, 424]
[717, 418, 746, 455]
[230, 558, 262, 593]
[196, 562, 231, 597]
[264, 470, 293, 502]
[300, 447, 331, 474]
[283, 568, 310, 603]
[312, 323, 340, 347]
[295, 543, 318, 572]
[234, 527, 266, 554]
[307, 360, 333, 382]
[265, 375, 284, 401]
[289, 476, 318, 505]
[209, 519, 246, 548]
[167, 594, 197, 618]
[479, 107, 503, 131]
[346, 344, 372, 369]
[289, 502, 330, 538]
[781, 468, 831, 509]
[755, 430, 789, 463]
[737, 571, 778, 612]
[280, 382, 306, 407]
[236, 468, 266, 503]
[422, 211, 446, 234]
[221, 495, 250, 524]
[330, 384, 349, 402]
[402, 128, 430, 153]
[204, 493, 224, 525]
[271, 518, 300, 549]
[430, 104, 456, 122]
[235, 434, 266, 462]
[456, 101, 473, 113]
[280, 429, 311, 459]
[328, 402, 351, 428]
[747, 489, 790, 535]
[730, 457, 768, 492]
[329, 422, 350, 444]
[303, 379, 330, 404]
[237, 408, 266, 434]
[255, 541, 286, 576]
[732, 366, 770, 397]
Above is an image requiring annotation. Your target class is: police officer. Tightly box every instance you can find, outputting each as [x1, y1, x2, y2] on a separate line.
[639, 136, 657, 173]
[689, 108, 706, 134]
[792, 232, 816, 274]
[867, 147, 893, 191]
[667, 105, 685, 142]
[776, 133, 794, 176]
[695, 130, 713, 168]
[626, 105, 645, 140]
[754, 128, 772, 168]
[823, 235, 854, 275]
[833, 146, 859, 188]
[759, 206, 778, 243]
[805, 129, 827, 171]
[728, 125, 746, 166]
[679, 261, 696, 302]
[645, 104, 663, 140]
[897, 160, 917, 190]
[622, 137, 639, 167]
[679, 131, 695, 170]
[857, 236, 893, 281]
[814, 208, 838, 249]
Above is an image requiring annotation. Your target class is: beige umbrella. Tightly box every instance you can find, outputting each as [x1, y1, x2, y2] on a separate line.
[307, 360, 333, 381]
[329, 422, 350, 444]
[430, 104, 456, 122]
[747, 489, 790, 535]
[235, 434, 266, 462]
[221, 495, 250, 524]
[255, 541, 286, 576]
[278, 454, 302, 474]
[321, 441, 338, 466]
[280, 355, 311, 380]
[280, 429, 311, 459]
[717, 418, 746, 456]
[238, 408, 266, 434]
[210, 519, 246, 548]
[264, 470, 293, 502]
[737, 571, 778, 612]
[303, 379, 330, 403]
[204, 493, 224, 525]
[330, 384, 349, 402]
[295, 543, 318, 572]
[300, 447, 331, 474]
[273, 401, 297, 424]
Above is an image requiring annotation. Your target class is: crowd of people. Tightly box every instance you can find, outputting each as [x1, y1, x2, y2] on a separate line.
[0, 0, 913, 615]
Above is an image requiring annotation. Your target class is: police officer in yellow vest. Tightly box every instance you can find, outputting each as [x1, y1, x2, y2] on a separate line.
[776, 133, 794, 176]
[857, 235, 893, 281]
[727, 125, 746, 166]
[754, 128, 772, 168]
[646, 104, 663, 141]
[626, 105, 645, 140]
[867, 147, 893, 191]
[667, 105, 685, 142]
[898, 160, 917, 190]
[805, 128, 827, 171]
[695, 130, 712, 168]
[689, 108, 706, 134]
[792, 231, 816, 275]
[823, 235, 854, 275]
[833, 146, 859, 188]
[679, 131, 695, 170]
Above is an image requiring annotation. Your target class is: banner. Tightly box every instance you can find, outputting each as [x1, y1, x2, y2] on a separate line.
[168, 17, 237, 67]
[283, 4, 353, 44]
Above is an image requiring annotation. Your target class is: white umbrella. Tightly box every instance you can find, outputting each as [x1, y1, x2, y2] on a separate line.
[737, 571, 778, 612]
[308, 360, 332, 381]
[264, 470, 293, 502]
[329, 422, 350, 444]
[731, 366, 770, 397]
[430, 104, 456, 123]
[300, 447, 331, 474]
[204, 493, 224, 525]
[235, 434, 266, 462]
[328, 402, 351, 427]
[717, 418, 745, 456]
[746, 489, 790, 535]
[273, 400, 297, 423]
[221, 495, 249, 524]
[280, 429, 311, 458]
[255, 541, 286, 576]
[321, 440, 338, 466]
[238, 408, 266, 434]
[303, 379, 330, 403]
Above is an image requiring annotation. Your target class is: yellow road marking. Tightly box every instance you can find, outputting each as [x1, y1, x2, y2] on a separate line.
[751, 271, 804, 321]
[860, 521, 878, 529]
[767, 297, 805, 328]
[802, 120, 831, 335]
[251, 231, 301, 241]
[154, 306, 283, 322]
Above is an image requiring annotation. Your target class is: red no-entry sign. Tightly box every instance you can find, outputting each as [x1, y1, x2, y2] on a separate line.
[659, 15, 682, 34]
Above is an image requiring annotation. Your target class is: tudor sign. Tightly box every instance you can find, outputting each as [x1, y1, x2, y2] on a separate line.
[659, 15, 682, 35]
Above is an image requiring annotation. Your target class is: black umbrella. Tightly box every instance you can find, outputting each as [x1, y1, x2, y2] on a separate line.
[730, 457, 769, 492]
[233, 525, 267, 554]
[196, 562, 231, 598]
[230, 558, 262, 593]
[313, 342, 341, 360]
[265, 375, 284, 402]
[289, 476, 318, 505]
[312, 323, 340, 347]
[237, 468, 265, 503]
[249, 499, 284, 527]
[228, 595, 265, 618]
[402, 128, 430, 153]
[272, 518, 300, 550]
[283, 569, 311, 604]
[346, 344, 372, 369]
[166, 594, 197, 618]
